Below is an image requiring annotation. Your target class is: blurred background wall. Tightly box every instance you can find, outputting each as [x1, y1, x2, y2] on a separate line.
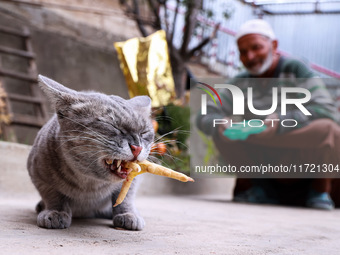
[0, 0, 138, 143]
[0, 0, 339, 144]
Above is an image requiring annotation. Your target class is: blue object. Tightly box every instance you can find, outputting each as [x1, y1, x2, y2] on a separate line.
[233, 186, 279, 204]
[223, 120, 267, 140]
[306, 190, 334, 210]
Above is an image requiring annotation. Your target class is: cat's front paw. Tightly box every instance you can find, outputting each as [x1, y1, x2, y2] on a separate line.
[37, 210, 71, 229]
[113, 212, 145, 231]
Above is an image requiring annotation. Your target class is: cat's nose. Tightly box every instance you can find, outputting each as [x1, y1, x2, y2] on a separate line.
[129, 144, 142, 159]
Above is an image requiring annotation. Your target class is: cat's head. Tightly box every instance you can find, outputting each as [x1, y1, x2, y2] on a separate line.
[38, 75, 155, 182]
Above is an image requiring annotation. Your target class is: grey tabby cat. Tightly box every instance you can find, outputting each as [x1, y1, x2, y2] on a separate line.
[27, 75, 154, 230]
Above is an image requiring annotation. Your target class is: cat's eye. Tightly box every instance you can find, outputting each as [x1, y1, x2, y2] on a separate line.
[140, 131, 151, 138]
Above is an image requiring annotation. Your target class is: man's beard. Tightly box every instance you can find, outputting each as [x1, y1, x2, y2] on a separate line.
[247, 51, 273, 76]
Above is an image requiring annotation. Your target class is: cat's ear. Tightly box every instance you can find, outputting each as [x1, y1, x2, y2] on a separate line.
[38, 75, 77, 98]
[128, 96, 152, 117]
[38, 75, 78, 107]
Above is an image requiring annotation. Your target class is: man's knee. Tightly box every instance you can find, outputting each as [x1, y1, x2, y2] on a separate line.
[309, 119, 339, 132]
[307, 119, 340, 151]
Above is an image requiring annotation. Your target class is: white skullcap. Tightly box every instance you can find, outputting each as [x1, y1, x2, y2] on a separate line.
[235, 19, 276, 41]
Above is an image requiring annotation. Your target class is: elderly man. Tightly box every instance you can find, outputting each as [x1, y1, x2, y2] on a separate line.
[197, 19, 340, 210]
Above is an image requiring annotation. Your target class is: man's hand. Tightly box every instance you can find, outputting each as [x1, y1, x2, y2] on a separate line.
[265, 113, 280, 129]
[217, 117, 234, 143]
[251, 113, 280, 139]
[218, 117, 231, 134]
[217, 114, 280, 142]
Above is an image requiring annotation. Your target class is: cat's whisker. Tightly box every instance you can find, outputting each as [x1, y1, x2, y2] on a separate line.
[154, 115, 176, 122]
[150, 154, 174, 169]
[146, 155, 159, 164]
[56, 136, 107, 151]
[84, 152, 108, 172]
[59, 136, 107, 146]
[153, 140, 177, 146]
[58, 133, 120, 164]
[155, 140, 188, 150]
[149, 144, 184, 164]
[152, 129, 190, 144]
[59, 130, 111, 146]
[63, 143, 102, 151]
[61, 146, 100, 155]
[59, 131, 113, 146]
[61, 116, 113, 144]
[155, 155, 183, 172]
[59, 130, 105, 141]
[146, 139, 186, 153]
[83, 150, 107, 165]
[153, 131, 176, 142]
[67, 146, 104, 156]
[157, 127, 191, 135]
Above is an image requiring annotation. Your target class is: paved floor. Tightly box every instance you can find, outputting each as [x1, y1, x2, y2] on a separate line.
[1, 193, 340, 255]
[1, 141, 340, 254]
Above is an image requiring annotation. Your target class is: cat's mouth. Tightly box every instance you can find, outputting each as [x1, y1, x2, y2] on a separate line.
[104, 159, 132, 179]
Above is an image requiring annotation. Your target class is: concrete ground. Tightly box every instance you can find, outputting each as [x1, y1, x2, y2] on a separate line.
[2, 195, 340, 255]
[1, 141, 340, 254]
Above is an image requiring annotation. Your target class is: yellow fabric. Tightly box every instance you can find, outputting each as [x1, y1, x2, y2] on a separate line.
[0, 82, 11, 134]
[114, 30, 176, 107]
